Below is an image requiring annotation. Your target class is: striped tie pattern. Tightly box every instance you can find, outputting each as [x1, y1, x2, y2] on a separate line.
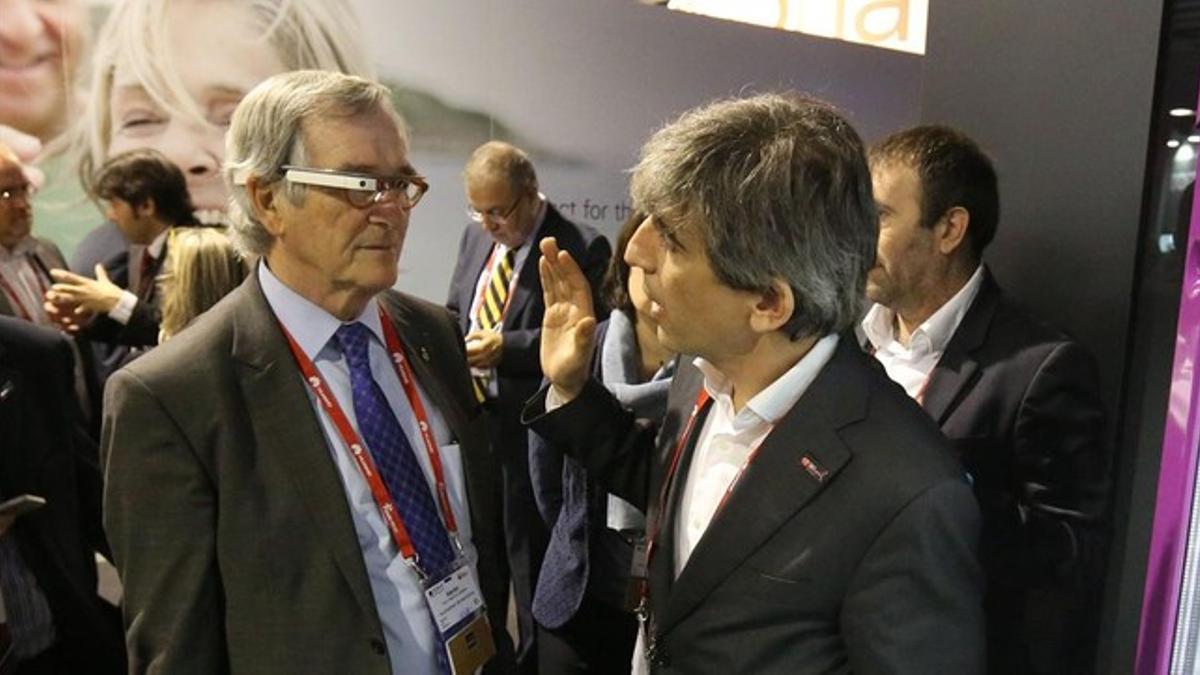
[472, 249, 515, 401]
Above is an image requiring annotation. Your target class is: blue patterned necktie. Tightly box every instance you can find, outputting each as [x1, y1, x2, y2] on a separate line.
[334, 322, 457, 578]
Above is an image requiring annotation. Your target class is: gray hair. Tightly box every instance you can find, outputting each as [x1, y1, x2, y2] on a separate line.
[223, 70, 405, 256]
[463, 141, 539, 194]
[630, 92, 877, 339]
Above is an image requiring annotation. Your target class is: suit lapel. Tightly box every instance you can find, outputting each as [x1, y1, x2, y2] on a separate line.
[228, 274, 379, 621]
[505, 205, 562, 325]
[922, 270, 999, 424]
[456, 229, 494, 331]
[658, 342, 867, 632]
[646, 364, 709, 622]
[380, 293, 471, 440]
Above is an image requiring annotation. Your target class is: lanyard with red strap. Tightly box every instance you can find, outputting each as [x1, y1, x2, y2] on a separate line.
[0, 255, 49, 322]
[636, 387, 775, 598]
[632, 385, 774, 664]
[279, 306, 460, 577]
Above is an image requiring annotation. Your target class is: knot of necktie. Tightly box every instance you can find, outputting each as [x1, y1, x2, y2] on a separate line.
[334, 322, 373, 369]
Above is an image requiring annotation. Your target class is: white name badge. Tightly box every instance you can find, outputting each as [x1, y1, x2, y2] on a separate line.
[424, 565, 495, 674]
[424, 565, 485, 635]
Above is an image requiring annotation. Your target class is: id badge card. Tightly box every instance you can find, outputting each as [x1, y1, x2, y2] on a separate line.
[424, 564, 496, 674]
[623, 537, 649, 613]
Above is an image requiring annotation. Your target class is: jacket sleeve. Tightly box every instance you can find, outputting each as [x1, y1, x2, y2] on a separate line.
[1005, 340, 1109, 590]
[101, 368, 228, 675]
[842, 480, 986, 674]
[499, 234, 613, 377]
[85, 299, 161, 348]
[523, 378, 655, 511]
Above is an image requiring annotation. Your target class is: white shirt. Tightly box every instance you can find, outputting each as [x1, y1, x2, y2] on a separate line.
[259, 263, 477, 675]
[466, 197, 547, 397]
[547, 334, 840, 675]
[0, 237, 51, 325]
[860, 266, 985, 400]
[111, 230, 169, 325]
[674, 334, 840, 575]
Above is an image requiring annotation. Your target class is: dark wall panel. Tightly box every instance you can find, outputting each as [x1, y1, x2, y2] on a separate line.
[916, 3, 1164, 672]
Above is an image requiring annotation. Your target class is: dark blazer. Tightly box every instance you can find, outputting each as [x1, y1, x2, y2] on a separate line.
[0, 236, 103, 439]
[0, 316, 124, 674]
[101, 272, 513, 674]
[525, 339, 986, 674]
[446, 203, 611, 666]
[446, 203, 612, 424]
[921, 269, 1109, 674]
[86, 245, 164, 349]
[0, 237, 64, 319]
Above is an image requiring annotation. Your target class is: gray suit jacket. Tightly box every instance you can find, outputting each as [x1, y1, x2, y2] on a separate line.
[0, 236, 64, 318]
[526, 340, 986, 674]
[101, 272, 512, 674]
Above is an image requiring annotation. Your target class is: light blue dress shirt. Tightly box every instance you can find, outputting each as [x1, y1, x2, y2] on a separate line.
[258, 263, 478, 675]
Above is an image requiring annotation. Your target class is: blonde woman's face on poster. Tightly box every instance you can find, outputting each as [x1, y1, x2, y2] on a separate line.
[0, 0, 86, 141]
[106, 0, 285, 219]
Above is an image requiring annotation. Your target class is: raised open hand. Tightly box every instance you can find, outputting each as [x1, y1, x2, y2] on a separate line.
[538, 236, 597, 401]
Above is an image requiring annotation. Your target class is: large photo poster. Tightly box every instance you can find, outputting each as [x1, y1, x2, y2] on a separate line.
[6, 0, 922, 301]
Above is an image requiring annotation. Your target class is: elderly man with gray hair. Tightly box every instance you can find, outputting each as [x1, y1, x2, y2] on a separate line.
[100, 70, 512, 674]
[525, 92, 985, 673]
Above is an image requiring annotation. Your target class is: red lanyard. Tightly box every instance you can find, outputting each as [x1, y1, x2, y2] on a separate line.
[0, 255, 48, 322]
[470, 245, 518, 324]
[280, 307, 459, 571]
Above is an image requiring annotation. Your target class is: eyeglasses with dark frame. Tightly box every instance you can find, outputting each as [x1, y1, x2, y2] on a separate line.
[466, 194, 523, 225]
[280, 166, 429, 209]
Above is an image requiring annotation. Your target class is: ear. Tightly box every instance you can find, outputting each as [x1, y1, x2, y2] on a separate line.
[936, 206, 971, 256]
[748, 278, 795, 335]
[135, 198, 157, 219]
[246, 176, 285, 237]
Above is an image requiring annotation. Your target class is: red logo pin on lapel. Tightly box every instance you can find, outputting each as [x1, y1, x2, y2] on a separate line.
[799, 455, 829, 483]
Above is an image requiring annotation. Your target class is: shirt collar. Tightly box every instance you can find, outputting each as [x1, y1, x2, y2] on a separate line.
[693, 333, 840, 427]
[0, 236, 37, 260]
[861, 265, 985, 354]
[503, 193, 549, 256]
[257, 261, 384, 360]
[147, 228, 170, 259]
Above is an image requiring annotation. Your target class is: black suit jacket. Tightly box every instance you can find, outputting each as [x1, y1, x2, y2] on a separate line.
[86, 246, 164, 349]
[921, 269, 1109, 674]
[0, 316, 124, 673]
[526, 339, 985, 673]
[446, 204, 612, 426]
[0, 237, 103, 435]
[101, 272, 513, 674]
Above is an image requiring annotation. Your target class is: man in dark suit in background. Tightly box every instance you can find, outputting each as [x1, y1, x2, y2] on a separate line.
[527, 93, 984, 673]
[102, 70, 511, 674]
[46, 149, 197, 376]
[447, 140, 611, 671]
[862, 125, 1109, 674]
[0, 143, 100, 431]
[0, 315, 124, 674]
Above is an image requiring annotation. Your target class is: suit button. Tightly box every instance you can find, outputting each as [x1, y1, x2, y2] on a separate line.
[369, 638, 386, 655]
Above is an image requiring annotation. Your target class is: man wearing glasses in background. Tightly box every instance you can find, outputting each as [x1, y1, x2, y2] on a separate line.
[101, 71, 512, 674]
[447, 141, 611, 673]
